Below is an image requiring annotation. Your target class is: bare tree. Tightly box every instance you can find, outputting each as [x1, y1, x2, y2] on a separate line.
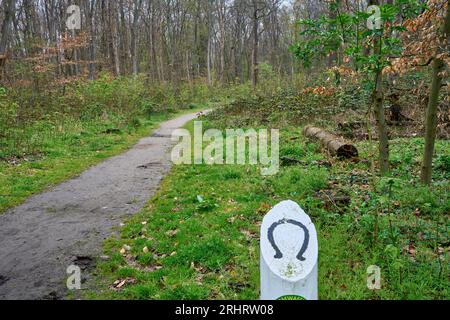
[0, 0, 296, 85]
[0, 0, 15, 75]
[131, 0, 143, 76]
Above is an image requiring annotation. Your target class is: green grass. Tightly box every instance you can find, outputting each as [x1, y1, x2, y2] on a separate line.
[0, 108, 208, 213]
[88, 109, 448, 300]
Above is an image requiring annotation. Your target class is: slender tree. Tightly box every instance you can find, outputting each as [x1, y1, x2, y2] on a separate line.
[421, 2, 450, 184]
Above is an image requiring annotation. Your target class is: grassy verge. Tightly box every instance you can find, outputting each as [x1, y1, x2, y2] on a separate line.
[0, 107, 208, 213]
[88, 108, 448, 300]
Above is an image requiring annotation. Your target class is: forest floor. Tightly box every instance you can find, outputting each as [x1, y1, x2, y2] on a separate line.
[0, 111, 207, 300]
[86, 98, 448, 300]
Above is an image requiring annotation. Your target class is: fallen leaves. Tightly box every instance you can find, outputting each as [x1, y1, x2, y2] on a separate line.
[302, 86, 336, 97]
[257, 203, 272, 215]
[110, 278, 137, 291]
[240, 229, 258, 240]
[165, 229, 179, 237]
[403, 243, 417, 260]
[414, 208, 421, 217]
[120, 244, 132, 255]
[190, 262, 207, 274]
[124, 254, 163, 273]
[227, 216, 236, 224]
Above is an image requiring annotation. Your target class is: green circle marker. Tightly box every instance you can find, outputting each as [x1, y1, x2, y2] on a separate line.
[277, 295, 306, 300]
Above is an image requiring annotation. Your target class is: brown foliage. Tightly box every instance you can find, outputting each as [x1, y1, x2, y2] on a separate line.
[387, 0, 449, 75]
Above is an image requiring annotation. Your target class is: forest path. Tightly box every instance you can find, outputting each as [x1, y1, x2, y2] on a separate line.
[0, 111, 205, 300]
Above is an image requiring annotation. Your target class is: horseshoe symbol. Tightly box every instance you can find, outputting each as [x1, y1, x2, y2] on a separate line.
[268, 219, 310, 261]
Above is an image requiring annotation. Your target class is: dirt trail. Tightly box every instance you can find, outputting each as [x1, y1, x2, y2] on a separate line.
[0, 111, 204, 300]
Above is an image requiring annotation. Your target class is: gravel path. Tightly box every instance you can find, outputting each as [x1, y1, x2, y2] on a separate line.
[0, 111, 204, 300]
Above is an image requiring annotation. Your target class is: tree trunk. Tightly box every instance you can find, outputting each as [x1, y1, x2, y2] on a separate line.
[421, 4, 450, 185]
[113, 1, 121, 76]
[252, 1, 259, 88]
[304, 126, 359, 158]
[207, 0, 213, 86]
[131, 0, 143, 76]
[0, 0, 15, 58]
[371, 0, 390, 174]
[421, 59, 445, 184]
[72, 30, 80, 76]
[373, 67, 390, 174]
[119, 0, 128, 73]
[87, 0, 97, 80]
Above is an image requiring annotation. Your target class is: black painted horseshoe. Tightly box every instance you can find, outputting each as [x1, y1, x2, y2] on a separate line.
[268, 219, 310, 261]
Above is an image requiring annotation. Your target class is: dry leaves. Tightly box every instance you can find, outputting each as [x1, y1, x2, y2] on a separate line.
[302, 86, 336, 97]
[110, 278, 137, 291]
[240, 229, 258, 240]
[390, 0, 449, 75]
[165, 229, 179, 237]
[257, 203, 272, 215]
[119, 244, 131, 255]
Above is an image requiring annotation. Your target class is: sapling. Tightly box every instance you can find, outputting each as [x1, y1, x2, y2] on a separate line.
[291, 0, 426, 175]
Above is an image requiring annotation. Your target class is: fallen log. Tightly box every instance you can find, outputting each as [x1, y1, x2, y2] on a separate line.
[303, 125, 359, 159]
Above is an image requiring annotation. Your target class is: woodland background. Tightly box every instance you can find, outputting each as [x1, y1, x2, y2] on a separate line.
[0, 0, 448, 300]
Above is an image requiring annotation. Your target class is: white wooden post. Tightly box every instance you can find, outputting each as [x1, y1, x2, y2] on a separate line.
[260, 200, 318, 300]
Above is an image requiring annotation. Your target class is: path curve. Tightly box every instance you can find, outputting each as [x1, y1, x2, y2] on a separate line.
[0, 111, 205, 300]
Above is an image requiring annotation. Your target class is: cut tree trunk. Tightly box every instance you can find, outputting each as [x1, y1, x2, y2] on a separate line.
[303, 126, 359, 159]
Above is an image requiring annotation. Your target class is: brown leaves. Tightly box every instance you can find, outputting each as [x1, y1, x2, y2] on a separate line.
[165, 229, 179, 237]
[111, 278, 137, 291]
[257, 203, 272, 215]
[330, 65, 356, 77]
[302, 86, 336, 97]
[240, 229, 258, 240]
[403, 243, 417, 260]
[190, 261, 208, 274]
[390, 0, 449, 75]
[414, 208, 421, 217]
[227, 216, 236, 224]
[119, 244, 132, 255]
[407, 244, 417, 258]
